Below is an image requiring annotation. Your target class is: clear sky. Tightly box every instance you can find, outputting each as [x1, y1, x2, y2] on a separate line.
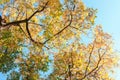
[83, 0, 120, 80]
[83, 0, 120, 50]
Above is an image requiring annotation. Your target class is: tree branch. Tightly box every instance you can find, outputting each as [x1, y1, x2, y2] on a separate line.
[27, 1, 49, 21]
[80, 48, 106, 80]
[1, 1, 49, 27]
[84, 44, 94, 76]
[18, 24, 28, 38]
[43, 12, 73, 44]
[1, 1, 49, 49]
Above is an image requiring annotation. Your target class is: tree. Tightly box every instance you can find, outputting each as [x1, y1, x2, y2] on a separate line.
[0, 0, 118, 80]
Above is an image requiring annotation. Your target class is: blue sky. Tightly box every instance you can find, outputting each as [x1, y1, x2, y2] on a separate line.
[83, 0, 120, 50]
[83, 0, 120, 80]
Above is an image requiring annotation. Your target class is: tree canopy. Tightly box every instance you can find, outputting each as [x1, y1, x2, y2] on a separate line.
[0, 0, 118, 80]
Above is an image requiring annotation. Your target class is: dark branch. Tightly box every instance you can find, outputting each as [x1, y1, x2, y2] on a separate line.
[1, 1, 49, 49]
[1, 1, 49, 27]
[43, 12, 73, 44]
[27, 1, 49, 21]
[84, 44, 94, 76]
[3, 19, 27, 27]
[18, 24, 28, 37]
[80, 48, 106, 80]
[25, 18, 49, 49]
[25, 20, 44, 45]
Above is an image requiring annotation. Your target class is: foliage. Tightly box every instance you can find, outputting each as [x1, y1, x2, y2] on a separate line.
[0, 0, 118, 80]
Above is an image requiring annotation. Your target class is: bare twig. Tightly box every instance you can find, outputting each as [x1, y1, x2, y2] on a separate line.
[84, 44, 94, 75]
[80, 47, 106, 80]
